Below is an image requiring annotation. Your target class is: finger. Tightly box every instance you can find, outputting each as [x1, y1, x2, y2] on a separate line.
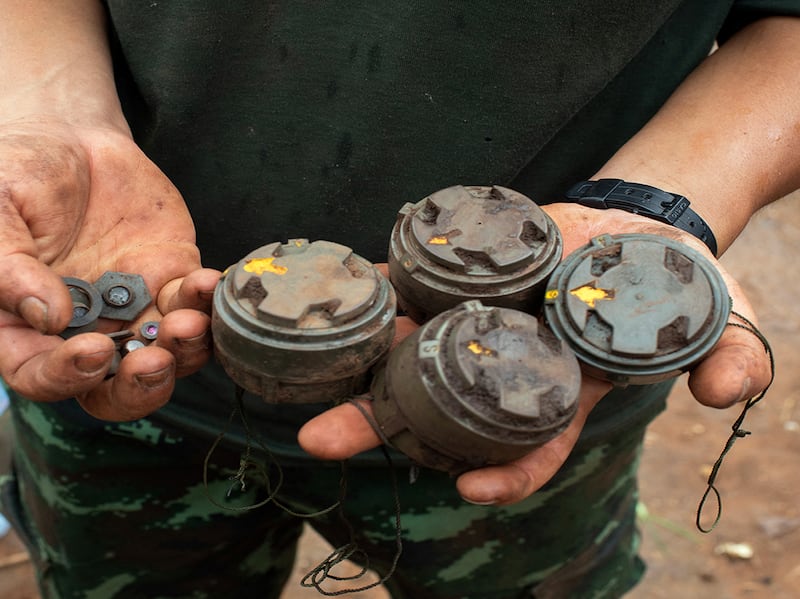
[392, 315, 418, 349]
[456, 377, 612, 506]
[0, 253, 73, 335]
[152, 309, 212, 377]
[689, 333, 770, 408]
[0, 331, 116, 401]
[157, 268, 222, 314]
[687, 258, 771, 408]
[689, 313, 772, 408]
[76, 345, 176, 421]
[298, 398, 382, 460]
[375, 262, 390, 278]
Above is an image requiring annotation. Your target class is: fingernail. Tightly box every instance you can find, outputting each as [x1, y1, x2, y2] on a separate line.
[74, 350, 115, 375]
[737, 376, 753, 402]
[176, 333, 210, 352]
[462, 497, 498, 506]
[19, 296, 49, 333]
[135, 366, 173, 390]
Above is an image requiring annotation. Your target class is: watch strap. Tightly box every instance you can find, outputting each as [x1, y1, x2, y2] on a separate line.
[564, 179, 718, 256]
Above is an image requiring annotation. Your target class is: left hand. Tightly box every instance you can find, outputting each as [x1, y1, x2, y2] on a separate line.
[298, 204, 772, 505]
[0, 123, 222, 421]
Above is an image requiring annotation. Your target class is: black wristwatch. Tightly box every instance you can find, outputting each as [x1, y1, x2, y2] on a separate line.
[563, 179, 718, 256]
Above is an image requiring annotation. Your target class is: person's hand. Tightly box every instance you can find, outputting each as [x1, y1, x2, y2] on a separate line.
[547, 203, 772, 409]
[298, 205, 771, 505]
[0, 120, 221, 421]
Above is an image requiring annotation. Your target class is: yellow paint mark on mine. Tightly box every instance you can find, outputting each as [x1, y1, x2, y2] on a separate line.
[243, 257, 288, 276]
[466, 340, 497, 357]
[569, 284, 615, 308]
[427, 236, 450, 245]
[544, 289, 559, 301]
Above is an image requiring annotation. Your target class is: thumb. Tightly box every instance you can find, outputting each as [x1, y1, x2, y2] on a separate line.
[0, 132, 88, 333]
[0, 205, 73, 334]
[688, 270, 772, 408]
[688, 312, 772, 408]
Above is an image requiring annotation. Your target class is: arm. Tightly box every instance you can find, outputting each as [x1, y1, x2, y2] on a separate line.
[0, 0, 220, 420]
[299, 16, 799, 504]
[590, 16, 800, 252]
[0, 0, 128, 130]
[549, 16, 800, 411]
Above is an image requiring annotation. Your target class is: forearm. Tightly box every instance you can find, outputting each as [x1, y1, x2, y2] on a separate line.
[594, 16, 800, 253]
[0, 0, 128, 132]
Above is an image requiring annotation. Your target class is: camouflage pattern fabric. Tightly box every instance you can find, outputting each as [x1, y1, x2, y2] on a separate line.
[0, 378, 671, 599]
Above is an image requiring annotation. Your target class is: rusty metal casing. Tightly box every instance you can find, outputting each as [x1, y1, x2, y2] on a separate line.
[372, 300, 581, 474]
[212, 239, 396, 403]
[543, 233, 730, 385]
[388, 185, 562, 323]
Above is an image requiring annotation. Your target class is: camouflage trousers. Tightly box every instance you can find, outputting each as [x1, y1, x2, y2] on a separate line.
[0, 381, 670, 599]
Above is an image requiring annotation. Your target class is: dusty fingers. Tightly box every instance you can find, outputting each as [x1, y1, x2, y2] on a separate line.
[454, 377, 612, 505]
[543, 204, 772, 409]
[688, 282, 772, 409]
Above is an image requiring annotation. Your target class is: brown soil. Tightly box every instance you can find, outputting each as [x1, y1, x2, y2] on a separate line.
[2, 194, 798, 599]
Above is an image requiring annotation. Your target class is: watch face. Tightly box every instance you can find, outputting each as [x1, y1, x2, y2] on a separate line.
[544, 233, 729, 385]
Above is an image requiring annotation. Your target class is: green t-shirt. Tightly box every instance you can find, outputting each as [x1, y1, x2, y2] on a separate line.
[98, 0, 800, 455]
[104, 0, 798, 268]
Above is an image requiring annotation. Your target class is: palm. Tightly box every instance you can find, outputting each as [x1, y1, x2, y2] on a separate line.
[0, 121, 217, 420]
[10, 124, 199, 288]
[299, 202, 772, 505]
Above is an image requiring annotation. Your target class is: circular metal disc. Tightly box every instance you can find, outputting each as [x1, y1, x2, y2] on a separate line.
[389, 185, 563, 322]
[373, 301, 581, 473]
[230, 239, 378, 329]
[544, 234, 730, 384]
[408, 185, 551, 274]
[212, 239, 396, 403]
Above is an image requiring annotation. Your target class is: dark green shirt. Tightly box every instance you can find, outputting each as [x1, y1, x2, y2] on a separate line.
[105, 0, 800, 268]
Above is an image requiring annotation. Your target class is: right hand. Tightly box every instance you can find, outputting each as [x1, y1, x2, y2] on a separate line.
[299, 206, 772, 506]
[0, 119, 221, 421]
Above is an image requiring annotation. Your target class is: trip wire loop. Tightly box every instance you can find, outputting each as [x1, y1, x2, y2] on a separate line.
[203, 387, 403, 594]
[695, 308, 774, 533]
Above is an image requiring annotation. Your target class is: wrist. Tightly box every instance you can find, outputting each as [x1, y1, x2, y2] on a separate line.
[590, 163, 744, 254]
[542, 203, 717, 260]
[0, 76, 131, 136]
[562, 179, 718, 256]
[0, 1, 130, 135]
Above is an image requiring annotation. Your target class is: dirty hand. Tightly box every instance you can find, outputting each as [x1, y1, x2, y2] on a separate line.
[298, 204, 771, 505]
[547, 203, 772, 409]
[0, 121, 220, 421]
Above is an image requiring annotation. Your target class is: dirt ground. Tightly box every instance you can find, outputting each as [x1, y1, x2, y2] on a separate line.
[1, 193, 798, 598]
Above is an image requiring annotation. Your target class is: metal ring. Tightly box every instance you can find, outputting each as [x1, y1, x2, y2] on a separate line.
[62, 277, 103, 329]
